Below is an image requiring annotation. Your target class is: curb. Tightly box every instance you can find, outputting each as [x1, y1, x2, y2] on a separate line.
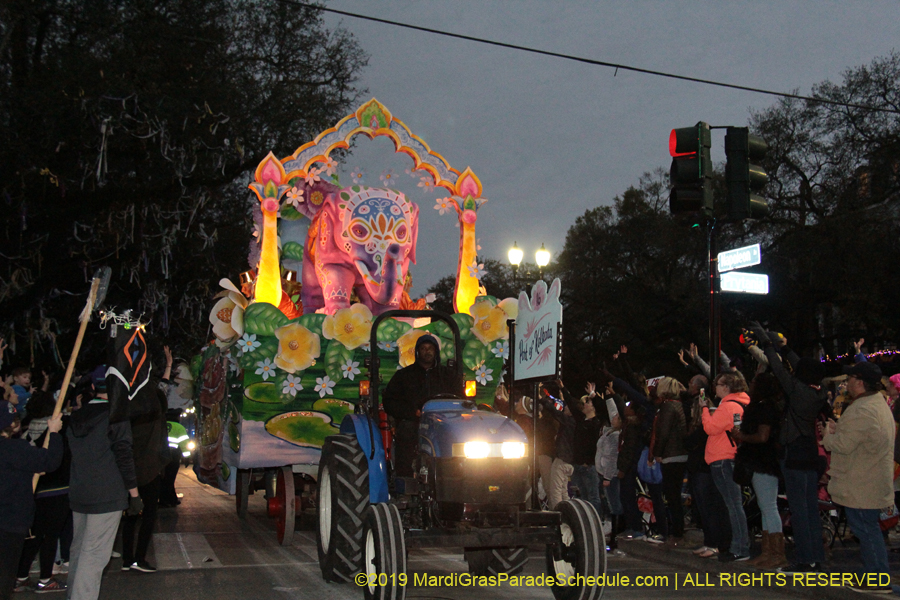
[616, 539, 890, 600]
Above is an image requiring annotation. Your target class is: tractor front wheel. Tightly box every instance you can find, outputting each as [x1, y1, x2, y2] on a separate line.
[546, 498, 606, 600]
[361, 503, 407, 600]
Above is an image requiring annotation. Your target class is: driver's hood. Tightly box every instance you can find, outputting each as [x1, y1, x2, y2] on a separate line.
[418, 400, 527, 459]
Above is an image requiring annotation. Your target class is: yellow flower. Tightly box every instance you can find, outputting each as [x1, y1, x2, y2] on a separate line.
[274, 323, 321, 373]
[470, 299, 509, 344]
[397, 329, 431, 368]
[209, 292, 248, 347]
[321, 304, 373, 350]
[497, 297, 519, 320]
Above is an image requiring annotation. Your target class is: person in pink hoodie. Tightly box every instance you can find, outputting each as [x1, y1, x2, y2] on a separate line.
[701, 371, 751, 561]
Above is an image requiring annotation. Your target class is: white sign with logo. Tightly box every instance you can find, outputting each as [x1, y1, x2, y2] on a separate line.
[512, 278, 563, 382]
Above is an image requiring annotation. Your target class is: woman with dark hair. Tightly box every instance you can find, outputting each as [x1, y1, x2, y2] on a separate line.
[701, 371, 750, 561]
[733, 373, 786, 569]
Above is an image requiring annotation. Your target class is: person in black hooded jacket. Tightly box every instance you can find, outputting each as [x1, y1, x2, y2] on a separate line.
[383, 334, 462, 476]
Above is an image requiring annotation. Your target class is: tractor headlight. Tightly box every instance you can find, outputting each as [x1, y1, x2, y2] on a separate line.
[463, 441, 490, 459]
[501, 442, 526, 459]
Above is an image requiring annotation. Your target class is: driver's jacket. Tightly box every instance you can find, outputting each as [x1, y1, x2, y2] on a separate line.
[382, 362, 463, 422]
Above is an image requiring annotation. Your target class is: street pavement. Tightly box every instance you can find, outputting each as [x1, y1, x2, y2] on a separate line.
[17, 466, 889, 600]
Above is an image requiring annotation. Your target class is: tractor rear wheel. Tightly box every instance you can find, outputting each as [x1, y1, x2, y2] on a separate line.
[361, 503, 407, 600]
[316, 435, 369, 582]
[546, 498, 606, 600]
[464, 546, 528, 576]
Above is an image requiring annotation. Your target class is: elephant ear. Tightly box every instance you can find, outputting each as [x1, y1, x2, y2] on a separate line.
[407, 200, 419, 264]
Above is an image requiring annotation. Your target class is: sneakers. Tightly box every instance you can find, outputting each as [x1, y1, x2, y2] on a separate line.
[52, 561, 68, 575]
[620, 530, 646, 541]
[847, 583, 892, 595]
[129, 560, 157, 573]
[35, 579, 66, 594]
[777, 562, 821, 573]
[719, 552, 750, 562]
[13, 578, 32, 593]
[645, 534, 665, 545]
[110, 550, 121, 559]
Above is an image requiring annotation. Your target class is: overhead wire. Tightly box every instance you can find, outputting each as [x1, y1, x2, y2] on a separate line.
[279, 0, 900, 116]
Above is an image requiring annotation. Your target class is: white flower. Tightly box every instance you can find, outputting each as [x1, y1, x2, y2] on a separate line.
[282, 374, 303, 396]
[351, 167, 365, 184]
[255, 358, 276, 381]
[320, 157, 338, 176]
[434, 197, 454, 216]
[304, 168, 321, 186]
[475, 364, 494, 385]
[491, 340, 510, 360]
[405, 167, 415, 177]
[377, 341, 397, 352]
[418, 177, 433, 192]
[237, 333, 261, 355]
[380, 169, 395, 186]
[340, 359, 361, 381]
[284, 187, 304, 209]
[314, 375, 336, 398]
[467, 261, 486, 280]
[360, 341, 371, 352]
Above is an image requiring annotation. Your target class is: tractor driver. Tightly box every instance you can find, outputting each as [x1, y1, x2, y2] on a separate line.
[383, 334, 463, 476]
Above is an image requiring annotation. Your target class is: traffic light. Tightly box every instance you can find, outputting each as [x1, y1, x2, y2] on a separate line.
[669, 122, 713, 216]
[725, 127, 769, 220]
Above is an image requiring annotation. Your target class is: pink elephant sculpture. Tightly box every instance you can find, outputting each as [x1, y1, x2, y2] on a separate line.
[301, 185, 419, 315]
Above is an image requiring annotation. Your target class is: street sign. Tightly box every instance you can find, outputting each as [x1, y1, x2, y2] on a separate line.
[720, 271, 769, 294]
[718, 243, 761, 273]
[511, 278, 563, 383]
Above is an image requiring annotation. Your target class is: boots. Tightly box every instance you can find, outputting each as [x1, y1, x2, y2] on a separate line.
[758, 532, 788, 569]
[747, 531, 771, 567]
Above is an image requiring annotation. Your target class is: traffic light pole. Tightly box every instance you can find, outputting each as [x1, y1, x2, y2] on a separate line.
[708, 218, 720, 381]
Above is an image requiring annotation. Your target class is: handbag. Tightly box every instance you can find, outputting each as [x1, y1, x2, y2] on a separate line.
[637, 447, 663, 484]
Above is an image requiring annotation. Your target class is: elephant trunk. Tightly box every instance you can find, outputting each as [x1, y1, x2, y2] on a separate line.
[358, 244, 402, 305]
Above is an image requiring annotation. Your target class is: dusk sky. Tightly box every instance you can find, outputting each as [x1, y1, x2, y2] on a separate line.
[304, 1, 900, 296]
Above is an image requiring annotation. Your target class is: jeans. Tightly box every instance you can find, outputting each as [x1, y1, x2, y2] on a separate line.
[691, 470, 731, 551]
[781, 465, 824, 564]
[646, 481, 667, 538]
[122, 476, 161, 565]
[752, 472, 782, 534]
[711, 459, 749, 556]
[16, 494, 69, 580]
[572, 465, 603, 517]
[662, 462, 687, 538]
[845, 508, 890, 578]
[604, 476, 623, 516]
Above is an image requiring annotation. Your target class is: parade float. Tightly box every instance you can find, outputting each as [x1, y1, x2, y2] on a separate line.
[193, 100, 518, 541]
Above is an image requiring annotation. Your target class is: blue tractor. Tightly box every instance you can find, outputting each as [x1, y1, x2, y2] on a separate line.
[315, 310, 606, 600]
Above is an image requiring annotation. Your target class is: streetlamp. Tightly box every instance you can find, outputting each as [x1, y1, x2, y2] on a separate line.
[508, 242, 524, 281]
[535, 243, 550, 279]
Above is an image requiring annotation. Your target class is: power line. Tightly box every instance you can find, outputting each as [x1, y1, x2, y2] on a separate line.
[282, 0, 900, 116]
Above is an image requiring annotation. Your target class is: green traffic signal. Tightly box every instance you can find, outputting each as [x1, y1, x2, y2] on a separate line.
[725, 127, 769, 220]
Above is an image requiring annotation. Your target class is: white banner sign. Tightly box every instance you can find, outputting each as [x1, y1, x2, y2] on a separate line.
[512, 278, 563, 382]
[718, 243, 761, 273]
[720, 271, 769, 295]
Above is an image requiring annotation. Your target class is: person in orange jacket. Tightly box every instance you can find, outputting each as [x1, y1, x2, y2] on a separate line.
[701, 372, 750, 561]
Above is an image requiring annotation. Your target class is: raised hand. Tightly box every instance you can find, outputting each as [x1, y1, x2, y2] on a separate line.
[677, 349, 688, 366]
[688, 343, 698, 360]
[853, 338, 865, 353]
[620, 345, 628, 355]
[585, 382, 596, 397]
[164, 345, 173, 367]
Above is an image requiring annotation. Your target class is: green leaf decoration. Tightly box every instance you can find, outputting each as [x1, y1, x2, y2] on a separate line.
[282, 241, 304, 261]
[340, 191, 351, 201]
[244, 381, 287, 404]
[462, 338, 491, 371]
[421, 320, 453, 340]
[288, 176, 303, 187]
[265, 411, 339, 448]
[238, 336, 278, 369]
[280, 204, 303, 221]
[324, 341, 352, 382]
[439, 337, 457, 365]
[299, 313, 326, 332]
[473, 295, 498, 306]
[243, 302, 290, 336]
[376, 318, 411, 342]
[312, 398, 355, 424]
[452, 313, 476, 340]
